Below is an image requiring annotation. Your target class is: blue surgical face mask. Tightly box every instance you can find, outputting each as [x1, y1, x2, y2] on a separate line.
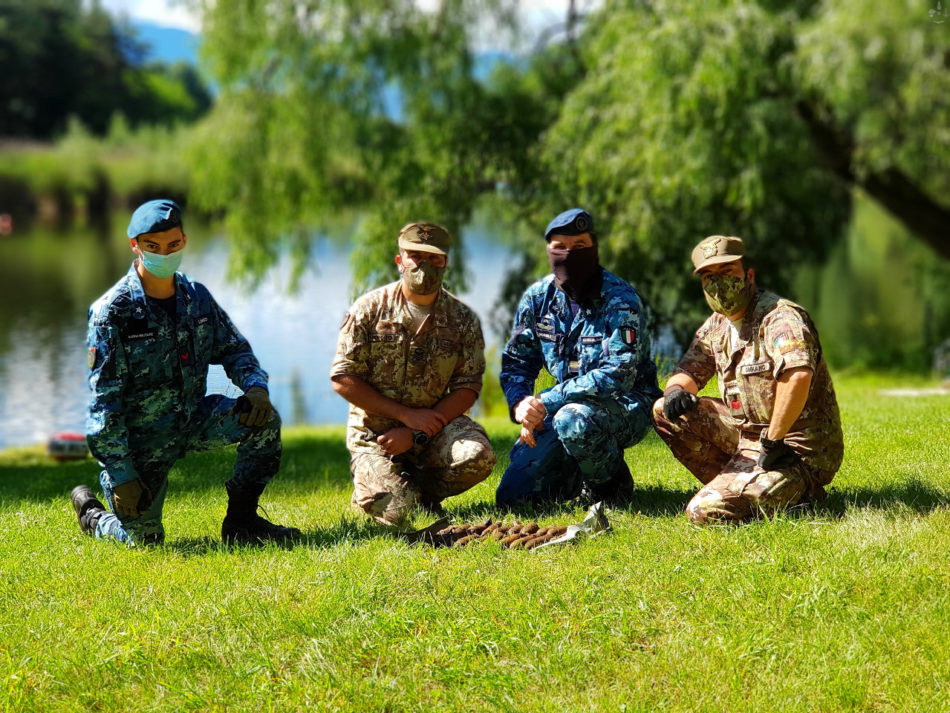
[138, 247, 184, 278]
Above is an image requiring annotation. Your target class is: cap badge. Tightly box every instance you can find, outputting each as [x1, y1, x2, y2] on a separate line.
[702, 239, 721, 259]
[418, 228, 432, 242]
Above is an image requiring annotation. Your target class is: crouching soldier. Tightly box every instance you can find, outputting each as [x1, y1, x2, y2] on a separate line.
[653, 235, 844, 523]
[70, 199, 301, 546]
[330, 222, 496, 526]
[496, 209, 661, 507]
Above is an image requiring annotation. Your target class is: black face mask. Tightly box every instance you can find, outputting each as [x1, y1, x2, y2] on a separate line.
[547, 244, 602, 304]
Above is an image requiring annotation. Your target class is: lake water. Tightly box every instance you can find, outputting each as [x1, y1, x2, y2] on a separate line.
[1, 198, 946, 450]
[0, 221, 513, 450]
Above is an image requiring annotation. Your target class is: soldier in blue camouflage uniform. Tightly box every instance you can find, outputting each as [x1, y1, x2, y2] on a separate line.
[70, 199, 301, 546]
[496, 209, 662, 507]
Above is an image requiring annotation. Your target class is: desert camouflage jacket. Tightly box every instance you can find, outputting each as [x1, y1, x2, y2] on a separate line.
[674, 288, 843, 478]
[331, 281, 485, 452]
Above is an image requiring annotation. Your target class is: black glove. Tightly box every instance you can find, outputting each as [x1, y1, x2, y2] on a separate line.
[662, 386, 699, 420]
[757, 432, 801, 470]
[112, 478, 152, 518]
[232, 386, 275, 428]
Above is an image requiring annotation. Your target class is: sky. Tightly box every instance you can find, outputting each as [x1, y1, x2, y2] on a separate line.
[98, 0, 599, 36]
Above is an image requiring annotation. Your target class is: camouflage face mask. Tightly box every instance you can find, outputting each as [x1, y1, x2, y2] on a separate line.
[401, 261, 445, 295]
[702, 274, 752, 316]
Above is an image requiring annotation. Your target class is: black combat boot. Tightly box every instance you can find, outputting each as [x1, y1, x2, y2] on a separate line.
[221, 482, 302, 545]
[580, 462, 635, 507]
[70, 485, 106, 535]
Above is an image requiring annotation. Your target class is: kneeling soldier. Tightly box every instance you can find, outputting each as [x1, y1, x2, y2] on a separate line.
[653, 235, 843, 523]
[71, 200, 300, 546]
[496, 209, 661, 507]
[330, 222, 496, 526]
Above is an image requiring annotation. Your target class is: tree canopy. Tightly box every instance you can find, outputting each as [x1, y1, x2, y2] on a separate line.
[0, 0, 212, 138]
[190, 0, 949, 340]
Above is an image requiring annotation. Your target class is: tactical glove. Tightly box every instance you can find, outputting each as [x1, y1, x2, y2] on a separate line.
[112, 478, 151, 518]
[233, 386, 275, 428]
[662, 386, 699, 420]
[757, 432, 801, 471]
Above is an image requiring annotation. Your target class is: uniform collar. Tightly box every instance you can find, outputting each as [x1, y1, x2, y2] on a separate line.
[389, 281, 449, 329]
[124, 261, 190, 318]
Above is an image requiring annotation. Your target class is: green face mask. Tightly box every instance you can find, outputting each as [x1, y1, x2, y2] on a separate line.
[401, 261, 445, 295]
[702, 274, 752, 316]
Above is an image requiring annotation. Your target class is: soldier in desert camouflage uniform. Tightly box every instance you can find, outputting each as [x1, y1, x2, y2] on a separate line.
[496, 209, 661, 507]
[70, 200, 300, 546]
[330, 222, 496, 526]
[653, 235, 843, 523]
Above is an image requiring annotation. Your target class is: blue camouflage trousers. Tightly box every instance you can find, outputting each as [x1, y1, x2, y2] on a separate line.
[95, 394, 282, 546]
[495, 397, 652, 506]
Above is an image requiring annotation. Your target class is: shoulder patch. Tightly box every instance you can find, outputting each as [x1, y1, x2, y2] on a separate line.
[86, 346, 97, 369]
[619, 327, 636, 345]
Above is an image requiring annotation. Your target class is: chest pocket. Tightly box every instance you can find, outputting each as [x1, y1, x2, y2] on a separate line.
[123, 320, 173, 389]
[191, 313, 214, 360]
[428, 329, 462, 383]
[736, 348, 775, 425]
[370, 321, 406, 373]
[578, 334, 604, 373]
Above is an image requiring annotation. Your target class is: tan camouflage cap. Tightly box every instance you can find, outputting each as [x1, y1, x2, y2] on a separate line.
[691, 235, 746, 273]
[398, 222, 451, 255]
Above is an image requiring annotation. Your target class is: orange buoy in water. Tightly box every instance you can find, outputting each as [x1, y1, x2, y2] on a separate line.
[46, 432, 89, 461]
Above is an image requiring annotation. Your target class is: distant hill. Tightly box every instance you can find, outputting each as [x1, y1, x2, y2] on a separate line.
[130, 20, 200, 66]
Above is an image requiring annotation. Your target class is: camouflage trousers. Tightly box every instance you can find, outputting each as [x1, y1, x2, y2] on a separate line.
[495, 397, 652, 506]
[652, 396, 815, 524]
[349, 415, 496, 527]
[95, 394, 282, 545]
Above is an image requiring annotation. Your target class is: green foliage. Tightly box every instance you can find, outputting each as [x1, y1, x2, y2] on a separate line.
[1, 376, 948, 711]
[190, 0, 580, 292]
[0, 0, 213, 138]
[191, 0, 948, 353]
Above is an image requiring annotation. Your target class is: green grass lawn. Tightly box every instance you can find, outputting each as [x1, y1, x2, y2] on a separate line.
[1, 375, 948, 712]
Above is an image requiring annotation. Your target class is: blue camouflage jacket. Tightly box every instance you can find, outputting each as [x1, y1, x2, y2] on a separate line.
[86, 263, 268, 485]
[501, 269, 661, 418]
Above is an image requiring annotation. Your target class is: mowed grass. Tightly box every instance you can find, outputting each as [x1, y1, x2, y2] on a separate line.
[1, 375, 948, 712]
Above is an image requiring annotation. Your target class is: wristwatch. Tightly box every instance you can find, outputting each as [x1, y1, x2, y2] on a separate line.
[412, 431, 430, 447]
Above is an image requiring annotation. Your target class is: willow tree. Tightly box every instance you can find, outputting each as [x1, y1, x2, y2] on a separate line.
[188, 0, 578, 288]
[190, 0, 949, 342]
[540, 0, 950, 340]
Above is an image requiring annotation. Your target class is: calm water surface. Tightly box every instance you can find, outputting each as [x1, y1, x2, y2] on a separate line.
[0, 223, 512, 449]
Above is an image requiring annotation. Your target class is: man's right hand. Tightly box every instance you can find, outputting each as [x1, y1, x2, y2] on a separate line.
[662, 386, 699, 420]
[400, 408, 447, 437]
[112, 479, 151, 518]
[514, 396, 547, 432]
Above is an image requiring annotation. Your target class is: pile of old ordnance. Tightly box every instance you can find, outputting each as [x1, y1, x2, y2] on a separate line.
[432, 519, 568, 549]
[404, 502, 611, 551]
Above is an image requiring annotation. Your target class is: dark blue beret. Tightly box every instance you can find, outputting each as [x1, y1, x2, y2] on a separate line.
[127, 199, 182, 239]
[544, 208, 594, 240]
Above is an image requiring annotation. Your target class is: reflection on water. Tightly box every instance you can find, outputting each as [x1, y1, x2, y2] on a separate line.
[0, 222, 511, 449]
[0, 199, 946, 450]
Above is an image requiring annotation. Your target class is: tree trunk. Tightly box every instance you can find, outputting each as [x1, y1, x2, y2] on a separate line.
[796, 99, 950, 260]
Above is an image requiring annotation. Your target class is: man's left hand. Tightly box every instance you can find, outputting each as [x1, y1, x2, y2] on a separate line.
[757, 433, 801, 471]
[377, 427, 414, 456]
[233, 386, 275, 428]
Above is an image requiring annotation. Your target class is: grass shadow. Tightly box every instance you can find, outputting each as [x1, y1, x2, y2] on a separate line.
[815, 478, 948, 517]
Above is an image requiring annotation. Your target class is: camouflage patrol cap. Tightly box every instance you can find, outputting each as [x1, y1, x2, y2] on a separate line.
[398, 222, 451, 255]
[127, 199, 183, 239]
[691, 235, 745, 273]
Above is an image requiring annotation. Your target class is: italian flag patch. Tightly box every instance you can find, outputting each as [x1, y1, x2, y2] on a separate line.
[620, 327, 636, 345]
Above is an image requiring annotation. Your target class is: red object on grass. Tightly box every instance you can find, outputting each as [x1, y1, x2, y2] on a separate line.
[46, 432, 89, 461]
